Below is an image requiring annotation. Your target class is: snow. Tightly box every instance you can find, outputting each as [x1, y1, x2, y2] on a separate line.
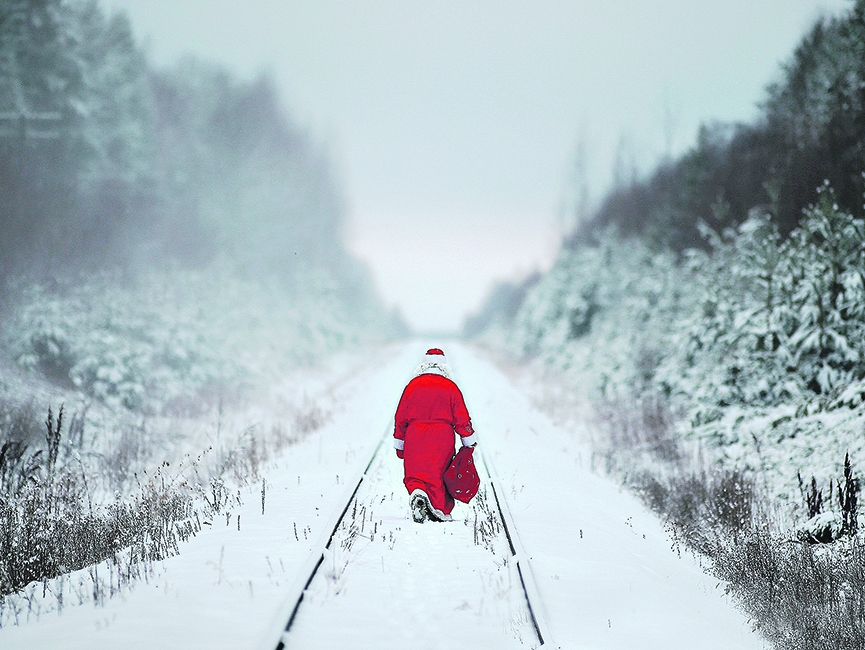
[286, 458, 536, 649]
[452, 342, 764, 649]
[0, 341, 766, 649]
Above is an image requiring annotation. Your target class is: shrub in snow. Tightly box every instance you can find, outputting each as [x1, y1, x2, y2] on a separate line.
[799, 510, 842, 545]
[839, 452, 859, 537]
[2, 262, 393, 417]
[708, 529, 865, 649]
[6, 274, 225, 414]
[0, 408, 200, 598]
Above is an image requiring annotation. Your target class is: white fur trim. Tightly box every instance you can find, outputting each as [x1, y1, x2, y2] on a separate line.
[414, 361, 453, 379]
[393, 438, 404, 451]
[460, 434, 477, 447]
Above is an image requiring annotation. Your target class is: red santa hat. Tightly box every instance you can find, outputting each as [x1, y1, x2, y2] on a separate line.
[423, 348, 447, 365]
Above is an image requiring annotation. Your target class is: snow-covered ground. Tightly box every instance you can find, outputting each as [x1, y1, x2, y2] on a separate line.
[0, 341, 766, 649]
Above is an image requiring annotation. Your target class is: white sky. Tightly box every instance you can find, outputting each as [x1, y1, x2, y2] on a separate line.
[108, 0, 851, 333]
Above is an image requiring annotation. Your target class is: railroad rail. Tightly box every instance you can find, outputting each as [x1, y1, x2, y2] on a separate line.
[267, 425, 556, 649]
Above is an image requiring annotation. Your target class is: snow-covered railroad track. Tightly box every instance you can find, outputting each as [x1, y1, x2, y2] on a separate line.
[270, 432, 388, 650]
[270, 426, 554, 650]
[0, 342, 767, 649]
[476, 448, 554, 648]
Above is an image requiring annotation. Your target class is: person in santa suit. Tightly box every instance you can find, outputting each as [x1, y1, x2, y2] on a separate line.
[393, 348, 477, 522]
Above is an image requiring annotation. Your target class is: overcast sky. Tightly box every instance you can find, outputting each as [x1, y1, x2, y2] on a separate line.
[108, 0, 851, 333]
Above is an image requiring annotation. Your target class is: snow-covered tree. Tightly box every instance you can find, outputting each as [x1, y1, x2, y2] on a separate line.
[781, 182, 865, 396]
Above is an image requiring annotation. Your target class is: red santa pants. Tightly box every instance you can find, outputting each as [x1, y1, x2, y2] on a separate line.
[403, 421, 456, 515]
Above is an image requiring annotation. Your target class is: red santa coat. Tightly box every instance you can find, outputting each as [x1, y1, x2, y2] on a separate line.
[393, 372, 475, 515]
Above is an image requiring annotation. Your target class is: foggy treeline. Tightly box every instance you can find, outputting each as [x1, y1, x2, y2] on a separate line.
[0, 0, 399, 408]
[467, 0, 865, 338]
[582, 0, 865, 251]
[0, 0, 368, 293]
[0, 0, 402, 608]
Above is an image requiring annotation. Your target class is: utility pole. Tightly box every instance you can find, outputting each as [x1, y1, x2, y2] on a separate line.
[0, 105, 62, 229]
[0, 0, 63, 227]
[0, 109, 63, 146]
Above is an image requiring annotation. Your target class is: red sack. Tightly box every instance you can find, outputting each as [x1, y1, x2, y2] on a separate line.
[443, 446, 480, 503]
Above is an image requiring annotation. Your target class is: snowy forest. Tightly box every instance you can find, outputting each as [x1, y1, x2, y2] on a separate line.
[0, 0, 401, 624]
[470, 2, 865, 647]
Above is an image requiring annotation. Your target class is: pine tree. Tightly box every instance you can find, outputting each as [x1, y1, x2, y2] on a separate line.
[783, 182, 865, 395]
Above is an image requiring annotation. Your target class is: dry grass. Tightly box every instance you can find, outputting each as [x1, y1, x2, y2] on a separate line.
[598, 388, 865, 649]
[0, 396, 329, 612]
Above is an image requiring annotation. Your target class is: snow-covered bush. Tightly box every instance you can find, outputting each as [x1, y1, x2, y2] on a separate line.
[668, 183, 865, 424]
[2, 261, 392, 416]
[510, 230, 685, 392]
[5, 273, 228, 414]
